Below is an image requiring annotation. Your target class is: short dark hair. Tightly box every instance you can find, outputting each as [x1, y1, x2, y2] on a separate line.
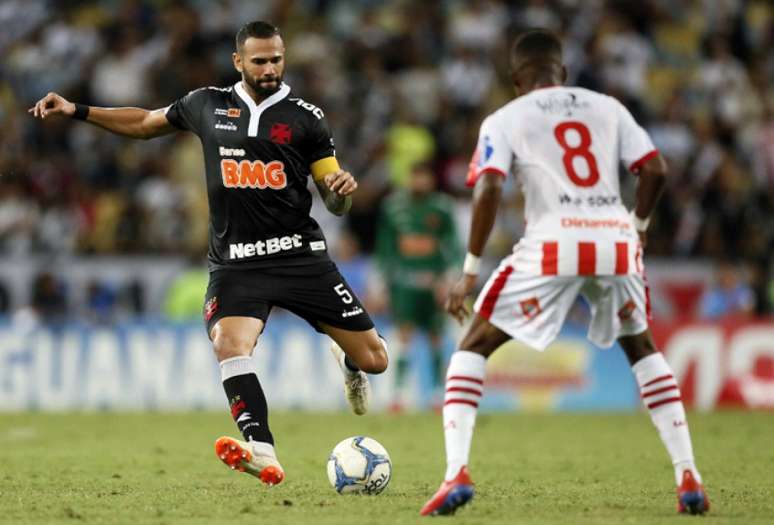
[510, 29, 562, 72]
[235, 21, 281, 50]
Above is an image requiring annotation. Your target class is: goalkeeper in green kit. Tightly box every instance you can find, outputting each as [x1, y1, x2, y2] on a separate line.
[376, 162, 462, 410]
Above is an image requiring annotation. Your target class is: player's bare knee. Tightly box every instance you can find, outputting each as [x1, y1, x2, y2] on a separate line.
[361, 357, 387, 375]
[362, 338, 388, 374]
[619, 331, 657, 366]
[212, 331, 256, 361]
[459, 332, 497, 359]
[371, 350, 388, 374]
[459, 344, 492, 359]
[354, 337, 387, 374]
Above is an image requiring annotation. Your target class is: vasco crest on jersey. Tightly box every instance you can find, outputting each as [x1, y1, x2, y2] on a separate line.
[270, 123, 292, 144]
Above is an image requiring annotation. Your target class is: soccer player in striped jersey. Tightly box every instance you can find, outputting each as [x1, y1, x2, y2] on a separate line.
[420, 29, 709, 516]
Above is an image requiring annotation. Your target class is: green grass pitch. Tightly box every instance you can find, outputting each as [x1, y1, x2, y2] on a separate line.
[0, 411, 771, 524]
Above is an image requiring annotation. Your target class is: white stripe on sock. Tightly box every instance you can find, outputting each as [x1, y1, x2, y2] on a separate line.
[446, 378, 484, 390]
[220, 356, 256, 381]
[632, 352, 701, 485]
[443, 351, 486, 480]
[444, 390, 483, 405]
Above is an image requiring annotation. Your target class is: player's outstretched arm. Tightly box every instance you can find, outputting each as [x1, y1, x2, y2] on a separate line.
[632, 153, 667, 248]
[446, 171, 504, 324]
[28, 92, 176, 140]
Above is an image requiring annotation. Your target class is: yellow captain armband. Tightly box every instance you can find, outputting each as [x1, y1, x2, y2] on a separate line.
[310, 156, 341, 182]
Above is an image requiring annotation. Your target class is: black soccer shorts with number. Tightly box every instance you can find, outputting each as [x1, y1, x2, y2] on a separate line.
[203, 261, 374, 335]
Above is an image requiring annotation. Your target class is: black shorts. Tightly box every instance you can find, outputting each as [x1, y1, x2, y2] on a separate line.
[203, 261, 374, 335]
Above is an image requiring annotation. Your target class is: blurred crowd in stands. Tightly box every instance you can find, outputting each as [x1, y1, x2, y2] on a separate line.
[0, 0, 772, 319]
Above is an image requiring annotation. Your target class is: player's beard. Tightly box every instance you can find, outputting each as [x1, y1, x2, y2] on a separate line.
[245, 74, 283, 98]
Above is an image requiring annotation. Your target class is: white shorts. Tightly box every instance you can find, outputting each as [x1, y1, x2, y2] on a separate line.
[473, 259, 649, 351]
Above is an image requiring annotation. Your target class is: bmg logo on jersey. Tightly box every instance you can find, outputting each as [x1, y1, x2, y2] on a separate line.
[220, 159, 287, 189]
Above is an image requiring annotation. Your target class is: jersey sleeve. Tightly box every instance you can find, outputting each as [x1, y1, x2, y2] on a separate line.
[303, 114, 336, 166]
[466, 113, 512, 187]
[616, 100, 658, 173]
[164, 88, 208, 135]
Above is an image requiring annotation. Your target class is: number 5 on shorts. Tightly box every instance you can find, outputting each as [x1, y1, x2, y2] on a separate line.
[334, 283, 353, 304]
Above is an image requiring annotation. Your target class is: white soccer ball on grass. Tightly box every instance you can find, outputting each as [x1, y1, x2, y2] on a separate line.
[326, 436, 392, 494]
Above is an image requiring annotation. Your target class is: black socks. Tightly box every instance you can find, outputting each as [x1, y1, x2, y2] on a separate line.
[221, 357, 274, 445]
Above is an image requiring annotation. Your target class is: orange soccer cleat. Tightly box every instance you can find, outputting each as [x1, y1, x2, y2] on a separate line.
[420, 466, 475, 516]
[677, 470, 710, 515]
[214, 436, 284, 486]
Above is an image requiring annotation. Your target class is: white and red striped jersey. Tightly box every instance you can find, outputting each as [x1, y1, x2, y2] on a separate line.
[468, 86, 658, 276]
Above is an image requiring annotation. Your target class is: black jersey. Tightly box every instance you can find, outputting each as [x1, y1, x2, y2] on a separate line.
[165, 82, 336, 270]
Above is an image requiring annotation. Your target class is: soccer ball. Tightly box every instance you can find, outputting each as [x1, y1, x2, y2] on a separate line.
[326, 436, 392, 494]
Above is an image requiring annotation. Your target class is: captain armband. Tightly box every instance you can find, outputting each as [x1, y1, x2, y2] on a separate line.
[310, 157, 341, 182]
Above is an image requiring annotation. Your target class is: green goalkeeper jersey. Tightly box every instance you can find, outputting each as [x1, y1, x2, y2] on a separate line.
[376, 191, 461, 289]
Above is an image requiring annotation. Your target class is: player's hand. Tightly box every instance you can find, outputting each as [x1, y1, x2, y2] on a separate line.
[433, 280, 450, 307]
[28, 92, 75, 119]
[445, 273, 477, 325]
[638, 230, 647, 250]
[324, 171, 358, 196]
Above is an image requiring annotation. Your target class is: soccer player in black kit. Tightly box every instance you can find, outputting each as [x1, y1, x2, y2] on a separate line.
[30, 21, 388, 486]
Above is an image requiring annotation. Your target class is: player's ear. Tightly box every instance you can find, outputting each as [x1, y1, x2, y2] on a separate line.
[510, 71, 522, 97]
[232, 51, 243, 73]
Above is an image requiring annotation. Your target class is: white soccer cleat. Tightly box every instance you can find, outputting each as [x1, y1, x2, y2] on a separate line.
[214, 436, 285, 486]
[330, 341, 371, 415]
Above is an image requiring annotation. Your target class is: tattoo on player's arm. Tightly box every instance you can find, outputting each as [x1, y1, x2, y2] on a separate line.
[324, 191, 352, 216]
[315, 180, 351, 216]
